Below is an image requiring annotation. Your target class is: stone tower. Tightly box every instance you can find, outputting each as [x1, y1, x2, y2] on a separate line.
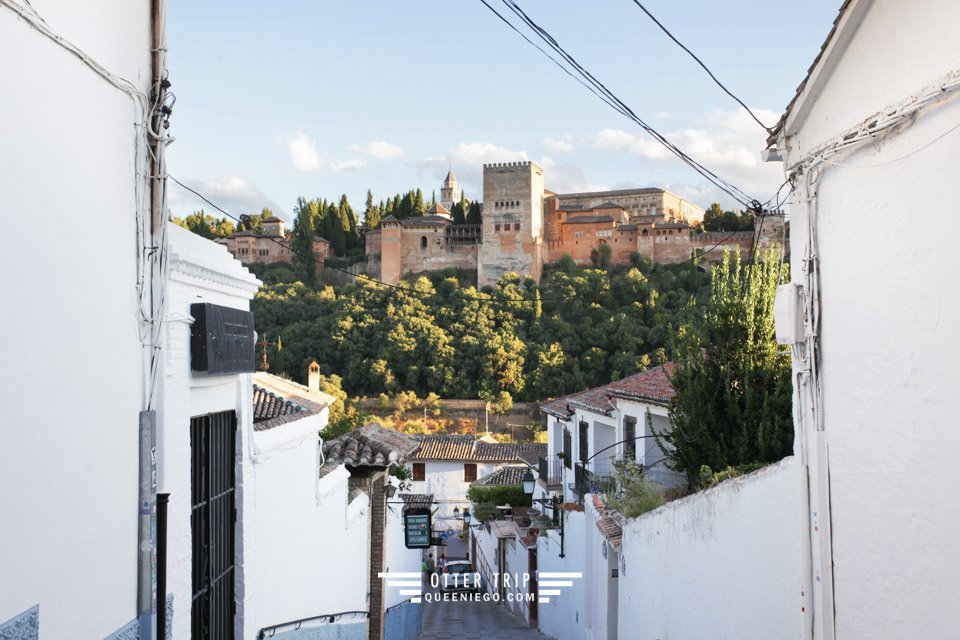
[478, 161, 545, 286]
[440, 169, 461, 211]
[379, 216, 402, 285]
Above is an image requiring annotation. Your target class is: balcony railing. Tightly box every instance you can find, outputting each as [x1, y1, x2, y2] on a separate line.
[538, 456, 563, 488]
[571, 462, 615, 499]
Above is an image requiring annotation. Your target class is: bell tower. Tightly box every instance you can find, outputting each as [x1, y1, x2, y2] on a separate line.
[440, 169, 461, 211]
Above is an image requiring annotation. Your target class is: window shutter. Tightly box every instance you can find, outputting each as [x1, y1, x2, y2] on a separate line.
[464, 463, 477, 482]
[412, 463, 425, 481]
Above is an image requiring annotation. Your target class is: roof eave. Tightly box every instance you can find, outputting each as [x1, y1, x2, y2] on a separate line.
[768, 0, 873, 148]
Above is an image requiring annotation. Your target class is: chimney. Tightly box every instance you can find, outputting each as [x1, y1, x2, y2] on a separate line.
[308, 361, 320, 396]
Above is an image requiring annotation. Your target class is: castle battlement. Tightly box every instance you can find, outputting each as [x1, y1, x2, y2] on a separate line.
[366, 163, 782, 286]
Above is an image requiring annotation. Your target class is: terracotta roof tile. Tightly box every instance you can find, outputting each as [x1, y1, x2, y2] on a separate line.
[473, 466, 529, 487]
[539, 362, 676, 418]
[410, 435, 545, 463]
[321, 423, 420, 477]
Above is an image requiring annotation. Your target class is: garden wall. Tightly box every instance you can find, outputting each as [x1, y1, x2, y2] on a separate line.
[618, 458, 809, 640]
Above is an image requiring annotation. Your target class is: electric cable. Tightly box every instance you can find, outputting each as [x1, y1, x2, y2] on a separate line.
[625, 0, 774, 132]
[482, 0, 758, 207]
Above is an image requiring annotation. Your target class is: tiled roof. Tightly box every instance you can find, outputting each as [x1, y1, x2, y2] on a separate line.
[593, 201, 626, 210]
[539, 362, 676, 418]
[253, 384, 305, 422]
[593, 494, 623, 551]
[321, 423, 420, 477]
[556, 187, 665, 199]
[555, 204, 593, 213]
[251, 372, 335, 431]
[426, 203, 451, 215]
[606, 363, 676, 405]
[473, 466, 530, 487]
[410, 435, 546, 464]
[563, 215, 614, 224]
[400, 493, 434, 513]
[400, 214, 452, 227]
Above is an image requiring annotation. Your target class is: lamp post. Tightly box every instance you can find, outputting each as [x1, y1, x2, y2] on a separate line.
[522, 470, 565, 558]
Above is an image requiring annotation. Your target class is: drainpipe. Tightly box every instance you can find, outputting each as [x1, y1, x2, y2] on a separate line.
[138, 410, 158, 639]
[157, 493, 169, 640]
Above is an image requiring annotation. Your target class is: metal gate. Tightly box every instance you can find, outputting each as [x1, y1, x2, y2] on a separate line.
[191, 411, 237, 640]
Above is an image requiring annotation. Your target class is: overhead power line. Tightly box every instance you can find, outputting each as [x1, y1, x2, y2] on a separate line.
[625, 0, 774, 132]
[480, 0, 757, 208]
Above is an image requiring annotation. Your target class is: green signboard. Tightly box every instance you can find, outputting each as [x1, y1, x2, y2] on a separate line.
[404, 507, 432, 549]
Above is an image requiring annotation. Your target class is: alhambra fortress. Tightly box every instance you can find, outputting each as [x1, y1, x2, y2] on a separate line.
[216, 160, 784, 284]
[365, 161, 784, 285]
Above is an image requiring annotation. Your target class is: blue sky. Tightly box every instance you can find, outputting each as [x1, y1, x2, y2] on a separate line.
[167, 0, 841, 221]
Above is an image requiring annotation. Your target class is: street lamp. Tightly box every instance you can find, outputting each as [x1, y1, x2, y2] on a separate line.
[385, 482, 397, 499]
[462, 508, 472, 526]
[453, 506, 460, 520]
[522, 470, 536, 496]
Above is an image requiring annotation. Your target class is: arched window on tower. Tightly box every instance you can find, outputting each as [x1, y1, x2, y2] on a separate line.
[420, 236, 427, 249]
[642, 229, 649, 236]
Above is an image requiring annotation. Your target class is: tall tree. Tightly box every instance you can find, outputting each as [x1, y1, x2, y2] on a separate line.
[451, 202, 466, 225]
[327, 202, 347, 256]
[467, 201, 482, 225]
[364, 189, 381, 229]
[413, 189, 426, 217]
[659, 248, 792, 486]
[291, 197, 317, 282]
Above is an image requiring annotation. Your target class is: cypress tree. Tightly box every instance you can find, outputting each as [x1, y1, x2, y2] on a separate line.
[291, 197, 317, 282]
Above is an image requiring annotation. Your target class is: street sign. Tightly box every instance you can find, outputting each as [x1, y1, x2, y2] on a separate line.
[404, 507, 431, 549]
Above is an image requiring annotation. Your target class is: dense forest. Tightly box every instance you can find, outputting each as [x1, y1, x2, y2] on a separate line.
[250, 254, 711, 402]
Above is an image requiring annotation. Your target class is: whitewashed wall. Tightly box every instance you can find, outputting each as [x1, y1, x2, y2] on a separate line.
[780, 3, 960, 637]
[408, 460, 496, 526]
[384, 499, 425, 609]
[618, 459, 808, 640]
[535, 510, 588, 640]
[159, 225, 261, 639]
[0, 1, 152, 636]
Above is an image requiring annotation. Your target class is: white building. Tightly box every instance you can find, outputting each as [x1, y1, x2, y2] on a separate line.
[767, 1, 960, 637]
[0, 1, 168, 636]
[407, 435, 546, 529]
[538, 363, 685, 505]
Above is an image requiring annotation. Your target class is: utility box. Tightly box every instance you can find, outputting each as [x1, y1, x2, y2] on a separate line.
[774, 284, 804, 345]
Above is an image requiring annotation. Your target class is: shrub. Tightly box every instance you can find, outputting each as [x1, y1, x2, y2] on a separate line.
[467, 485, 532, 508]
[604, 458, 665, 519]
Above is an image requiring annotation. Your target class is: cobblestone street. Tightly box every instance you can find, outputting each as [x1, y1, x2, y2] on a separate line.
[418, 592, 554, 640]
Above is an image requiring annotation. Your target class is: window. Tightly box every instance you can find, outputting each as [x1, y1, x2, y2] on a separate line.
[642, 229, 649, 236]
[412, 463, 425, 481]
[495, 224, 501, 232]
[623, 416, 637, 460]
[556, 213, 563, 220]
[420, 236, 428, 249]
[514, 223, 520, 231]
[464, 463, 477, 482]
[563, 429, 572, 469]
[578, 421, 589, 464]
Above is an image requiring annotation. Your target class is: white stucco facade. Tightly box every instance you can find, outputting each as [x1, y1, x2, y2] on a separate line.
[0, 1, 155, 636]
[617, 459, 808, 640]
[775, 2, 960, 637]
[408, 460, 498, 527]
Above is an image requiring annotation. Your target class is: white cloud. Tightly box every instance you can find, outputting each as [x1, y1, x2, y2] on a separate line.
[655, 111, 672, 120]
[349, 141, 405, 160]
[540, 156, 606, 193]
[586, 107, 786, 208]
[168, 176, 285, 218]
[418, 141, 529, 194]
[543, 136, 574, 155]
[285, 131, 324, 172]
[329, 158, 368, 172]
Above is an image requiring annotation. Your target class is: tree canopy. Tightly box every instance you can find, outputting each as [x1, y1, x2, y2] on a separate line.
[659, 248, 792, 486]
[251, 254, 710, 402]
